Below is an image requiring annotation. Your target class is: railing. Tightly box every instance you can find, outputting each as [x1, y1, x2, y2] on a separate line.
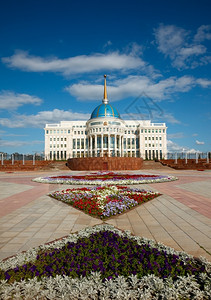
[0, 153, 44, 165]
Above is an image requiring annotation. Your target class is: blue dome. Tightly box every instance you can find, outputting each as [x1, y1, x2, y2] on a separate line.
[90, 103, 120, 119]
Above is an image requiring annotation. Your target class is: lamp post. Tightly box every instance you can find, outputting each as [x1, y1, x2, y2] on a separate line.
[175, 152, 177, 164]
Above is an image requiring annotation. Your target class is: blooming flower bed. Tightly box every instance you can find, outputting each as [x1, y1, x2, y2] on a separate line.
[33, 172, 177, 185]
[49, 185, 161, 219]
[0, 225, 210, 299]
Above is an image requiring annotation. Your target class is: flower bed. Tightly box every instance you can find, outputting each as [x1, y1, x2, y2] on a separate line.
[0, 225, 210, 299]
[33, 172, 177, 185]
[49, 185, 161, 219]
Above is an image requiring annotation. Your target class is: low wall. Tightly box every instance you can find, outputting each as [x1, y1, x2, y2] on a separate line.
[66, 157, 143, 171]
[160, 159, 211, 170]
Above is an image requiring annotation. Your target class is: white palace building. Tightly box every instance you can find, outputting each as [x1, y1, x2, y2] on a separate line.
[44, 75, 167, 160]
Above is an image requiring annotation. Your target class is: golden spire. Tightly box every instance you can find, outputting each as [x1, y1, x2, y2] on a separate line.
[103, 74, 109, 104]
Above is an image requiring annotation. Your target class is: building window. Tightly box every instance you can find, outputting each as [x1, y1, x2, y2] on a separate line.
[159, 137, 162, 140]
[46, 130, 49, 134]
[61, 144, 63, 148]
[68, 130, 70, 133]
[145, 137, 147, 140]
[77, 139, 80, 148]
[159, 130, 161, 133]
[141, 129, 143, 133]
[163, 129, 165, 133]
[74, 131, 76, 134]
[50, 138, 52, 141]
[64, 137, 67, 141]
[149, 137, 151, 140]
[152, 137, 154, 140]
[50, 130, 52, 134]
[78, 131, 80, 134]
[97, 136, 101, 148]
[57, 138, 59, 141]
[54, 138, 56, 141]
[156, 137, 158, 140]
[61, 138, 63, 141]
[110, 136, 115, 149]
[57, 130, 59, 134]
[81, 139, 84, 149]
[64, 144, 67, 148]
[103, 136, 108, 148]
[148, 130, 150, 133]
[73, 139, 76, 149]
[145, 130, 147, 133]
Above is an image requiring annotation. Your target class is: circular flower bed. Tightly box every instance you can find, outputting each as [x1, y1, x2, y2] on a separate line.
[0, 225, 210, 299]
[33, 172, 177, 185]
[49, 185, 160, 219]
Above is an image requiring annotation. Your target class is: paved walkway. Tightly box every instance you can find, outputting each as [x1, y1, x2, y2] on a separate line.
[0, 169, 210, 261]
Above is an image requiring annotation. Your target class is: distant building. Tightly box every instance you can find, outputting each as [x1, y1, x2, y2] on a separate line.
[44, 75, 167, 160]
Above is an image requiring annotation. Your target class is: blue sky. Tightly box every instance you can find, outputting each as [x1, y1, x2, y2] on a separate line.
[0, 0, 211, 155]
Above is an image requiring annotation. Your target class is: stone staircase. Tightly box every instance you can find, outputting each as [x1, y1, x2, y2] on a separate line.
[142, 160, 173, 170]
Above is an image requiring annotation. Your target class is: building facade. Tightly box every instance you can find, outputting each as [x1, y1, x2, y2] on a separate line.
[44, 76, 167, 160]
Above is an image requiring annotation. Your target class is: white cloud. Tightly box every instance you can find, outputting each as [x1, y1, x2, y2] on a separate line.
[66, 75, 205, 101]
[196, 78, 211, 88]
[194, 25, 211, 42]
[192, 133, 198, 136]
[2, 50, 147, 75]
[0, 139, 43, 148]
[0, 109, 90, 128]
[168, 132, 184, 139]
[167, 140, 198, 153]
[0, 91, 42, 110]
[196, 140, 205, 145]
[154, 24, 211, 69]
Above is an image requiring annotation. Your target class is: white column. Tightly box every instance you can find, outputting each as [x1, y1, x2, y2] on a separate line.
[185, 152, 188, 164]
[12, 154, 14, 165]
[207, 152, 209, 164]
[196, 152, 198, 164]
[23, 154, 24, 165]
[33, 154, 35, 165]
[119, 135, 122, 157]
[114, 134, 117, 157]
[95, 135, 97, 157]
[90, 136, 93, 157]
[101, 134, 103, 157]
[108, 134, 110, 157]
[175, 152, 177, 164]
[130, 137, 132, 157]
[1, 153, 3, 165]
[134, 136, 136, 157]
[126, 138, 128, 157]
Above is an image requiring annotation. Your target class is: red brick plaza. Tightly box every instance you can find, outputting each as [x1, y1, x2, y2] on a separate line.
[0, 168, 210, 261]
